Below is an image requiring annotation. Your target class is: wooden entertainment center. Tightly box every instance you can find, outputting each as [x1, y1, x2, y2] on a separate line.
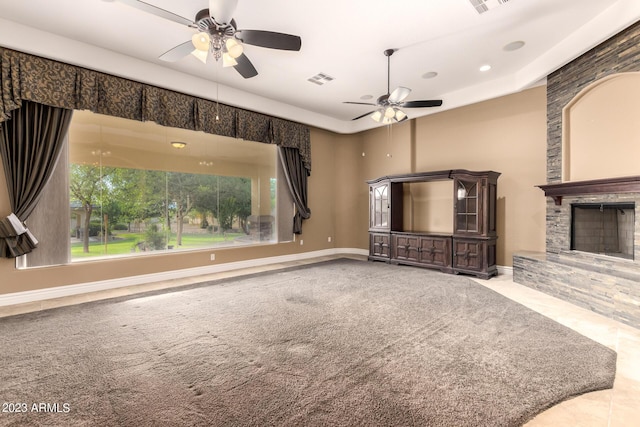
[367, 170, 500, 279]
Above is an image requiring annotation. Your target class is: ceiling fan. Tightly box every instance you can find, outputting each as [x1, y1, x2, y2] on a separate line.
[118, 0, 302, 79]
[344, 49, 442, 124]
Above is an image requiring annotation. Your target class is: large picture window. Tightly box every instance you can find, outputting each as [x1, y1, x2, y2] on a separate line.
[66, 111, 279, 260]
[14, 109, 284, 268]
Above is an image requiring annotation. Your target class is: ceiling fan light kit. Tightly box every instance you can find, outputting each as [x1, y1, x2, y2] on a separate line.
[394, 109, 407, 122]
[222, 52, 238, 67]
[371, 110, 383, 122]
[370, 107, 406, 124]
[191, 48, 209, 64]
[225, 38, 244, 58]
[345, 48, 442, 124]
[192, 32, 210, 51]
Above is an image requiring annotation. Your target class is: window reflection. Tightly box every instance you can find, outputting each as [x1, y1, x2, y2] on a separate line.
[68, 111, 277, 260]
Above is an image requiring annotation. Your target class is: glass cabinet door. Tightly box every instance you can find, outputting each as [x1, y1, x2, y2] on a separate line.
[370, 183, 389, 229]
[455, 180, 478, 233]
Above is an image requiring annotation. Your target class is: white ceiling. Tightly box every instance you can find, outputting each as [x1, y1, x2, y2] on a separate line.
[0, 0, 638, 134]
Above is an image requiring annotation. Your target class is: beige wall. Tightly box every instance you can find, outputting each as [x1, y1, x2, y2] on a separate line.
[402, 181, 454, 234]
[563, 72, 640, 181]
[0, 85, 548, 296]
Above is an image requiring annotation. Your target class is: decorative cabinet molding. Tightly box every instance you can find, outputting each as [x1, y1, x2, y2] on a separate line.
[452, 238, 497, 278]
[367, 170, 500, 279]
[369, 233, 391, 261]
[391, 233, 453, 272]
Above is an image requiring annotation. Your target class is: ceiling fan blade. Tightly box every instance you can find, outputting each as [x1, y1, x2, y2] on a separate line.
[118, 0, 195, 27]
[400, 100, 443, 108]
[352, 111, 377, 121]
[237, 30, 302, 51]
[209, 0, 238, 26]
[343, 101, 377, 106]
[388, 86, 411, 103]
[159, 41, 195, 62]
[234, 54, 258, 79]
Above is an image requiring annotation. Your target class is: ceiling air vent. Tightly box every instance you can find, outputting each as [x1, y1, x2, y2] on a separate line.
[307, 72, 335, 86]
[469, 0, 510, 14]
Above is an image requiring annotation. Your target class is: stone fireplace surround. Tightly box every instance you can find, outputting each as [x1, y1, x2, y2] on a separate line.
[514, 186, 640, 329]
[512, 21, 640, 329]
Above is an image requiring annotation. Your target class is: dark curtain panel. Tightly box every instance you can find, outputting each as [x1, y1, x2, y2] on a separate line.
[279, 146, 311, 234]
[0, 101, 73, 258]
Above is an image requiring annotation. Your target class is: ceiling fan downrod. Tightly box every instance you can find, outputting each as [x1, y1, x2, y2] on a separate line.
[384, 49, 395, 96]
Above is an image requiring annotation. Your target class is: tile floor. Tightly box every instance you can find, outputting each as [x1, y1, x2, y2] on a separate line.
[0, 255, 638, 426]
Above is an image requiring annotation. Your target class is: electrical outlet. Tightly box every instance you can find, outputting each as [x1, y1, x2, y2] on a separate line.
[299, 239, 304, 245]
[328, 237, 332, 243]
[210, 253, 215, 261]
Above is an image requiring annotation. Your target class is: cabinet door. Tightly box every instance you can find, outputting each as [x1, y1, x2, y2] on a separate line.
[418, 236, 451, 268]
[369, 183, 390, 230]
[393, 235, 420, 262]
[453, 239, 484, 272]
[370, 233, 390, 258]
[454, 179, 480, 234]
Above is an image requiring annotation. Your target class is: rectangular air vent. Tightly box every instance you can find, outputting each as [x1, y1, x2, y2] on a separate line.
[469, 0, 510, 14]
[307, 72, 335, 86]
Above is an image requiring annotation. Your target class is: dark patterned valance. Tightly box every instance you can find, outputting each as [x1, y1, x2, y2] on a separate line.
[0, 47, 311, 171]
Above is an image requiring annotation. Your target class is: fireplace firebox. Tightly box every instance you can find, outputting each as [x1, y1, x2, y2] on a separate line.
[571, 203, 635, 259]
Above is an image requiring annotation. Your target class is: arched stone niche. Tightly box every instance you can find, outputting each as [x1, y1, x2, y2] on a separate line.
[562, 72, 640, 182]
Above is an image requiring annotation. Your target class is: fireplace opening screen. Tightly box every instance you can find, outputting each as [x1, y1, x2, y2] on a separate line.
[571, 203, 635, 260]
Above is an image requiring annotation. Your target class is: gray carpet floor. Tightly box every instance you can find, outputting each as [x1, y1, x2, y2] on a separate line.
[0, 259, 616, 426]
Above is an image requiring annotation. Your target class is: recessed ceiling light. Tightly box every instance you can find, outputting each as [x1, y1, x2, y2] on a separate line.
[503, 40, 525, 52]
[422, 71, 438, 79]
[360, 95, 373, 100]
[479, 64, 492, 72]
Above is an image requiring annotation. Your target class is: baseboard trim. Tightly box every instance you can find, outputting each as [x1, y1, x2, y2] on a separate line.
[498, 265, 514, 276]
[0, 249, 513, 308]
[0, 248, 369, 307]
